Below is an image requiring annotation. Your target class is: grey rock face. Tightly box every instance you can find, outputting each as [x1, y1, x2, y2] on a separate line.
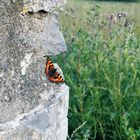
[0, 85, 69, 140]
[0, 0, 68, 139]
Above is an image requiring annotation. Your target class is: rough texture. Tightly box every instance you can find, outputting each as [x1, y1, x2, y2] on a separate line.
[0, 84, 69, 140]
[0, 0, 68, 139]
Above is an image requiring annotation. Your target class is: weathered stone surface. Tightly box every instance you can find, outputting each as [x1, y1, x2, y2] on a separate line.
[22, 0, 66, 12]
[0, 0, 68, 139]
[0, 84, 69, 140]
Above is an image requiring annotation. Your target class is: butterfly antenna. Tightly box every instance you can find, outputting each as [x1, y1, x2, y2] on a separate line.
[44, 55, 51, 62]
[43, 55, 48, 59]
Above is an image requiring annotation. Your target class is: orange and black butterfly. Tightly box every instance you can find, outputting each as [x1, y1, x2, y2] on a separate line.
[44, 56, 64, 83]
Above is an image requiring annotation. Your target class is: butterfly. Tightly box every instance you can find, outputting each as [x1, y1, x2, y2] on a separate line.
[44, 56, 64, 83]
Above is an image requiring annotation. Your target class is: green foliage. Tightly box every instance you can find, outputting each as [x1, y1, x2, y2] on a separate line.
[55, 4, 140, 140]
[86, 0, 140, 2]
[87, 0, 140, 2]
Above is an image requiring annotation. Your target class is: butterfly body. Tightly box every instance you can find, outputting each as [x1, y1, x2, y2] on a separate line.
[45, 56, 64, 83]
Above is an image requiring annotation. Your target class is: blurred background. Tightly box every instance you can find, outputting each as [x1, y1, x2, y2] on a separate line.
[55, 0, 140, 139]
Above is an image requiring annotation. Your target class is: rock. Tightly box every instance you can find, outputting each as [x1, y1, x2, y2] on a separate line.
[0, 0, 68, 139]
[0, 84, 69, 140]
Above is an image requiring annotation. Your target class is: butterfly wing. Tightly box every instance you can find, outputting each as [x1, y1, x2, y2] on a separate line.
[49, 71, 64, 83]
[45, 57, 55, 76]
[44, 56, 64, 83]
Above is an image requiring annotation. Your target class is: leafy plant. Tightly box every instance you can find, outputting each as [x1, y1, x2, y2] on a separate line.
[55, 3, 140, 140]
